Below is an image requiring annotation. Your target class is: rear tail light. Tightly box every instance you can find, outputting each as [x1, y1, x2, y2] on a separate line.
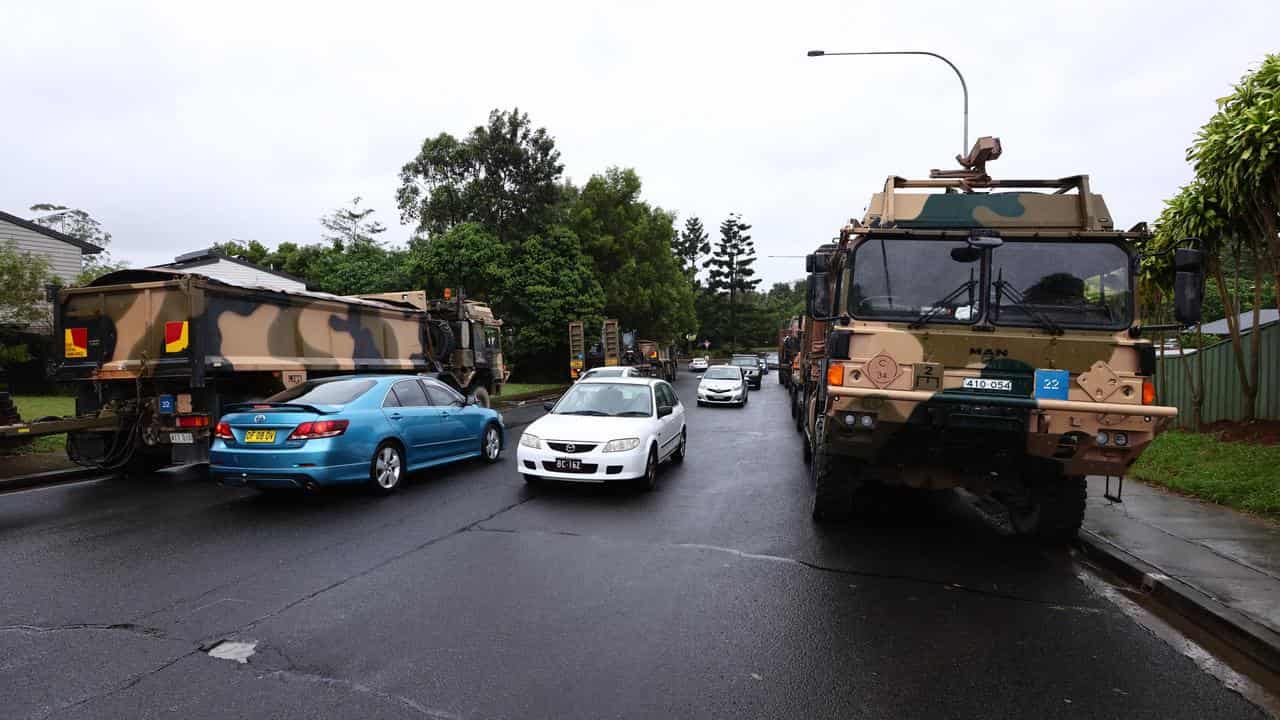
[1142, 381, 1157, 405]
[287, 419, 349, 440]
[176, 414, 209, 428]
[214, 422, 233, 440]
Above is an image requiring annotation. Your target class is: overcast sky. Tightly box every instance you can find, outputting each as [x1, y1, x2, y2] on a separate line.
[3, 1, 1277, 287]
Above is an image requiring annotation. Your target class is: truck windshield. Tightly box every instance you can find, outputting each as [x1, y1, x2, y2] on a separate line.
[989, 241, 1131, 329]
[849, 239, 979, 324]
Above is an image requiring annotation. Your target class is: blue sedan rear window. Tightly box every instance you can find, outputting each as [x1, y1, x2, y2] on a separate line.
[266, 379, 377, 405]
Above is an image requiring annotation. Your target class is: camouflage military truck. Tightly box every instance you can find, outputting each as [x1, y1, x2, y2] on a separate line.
[358, 290, 508, 406]
[800, 138, 1205, 540]
[777, 316, 801, 389]
[44, 270, 504, 471]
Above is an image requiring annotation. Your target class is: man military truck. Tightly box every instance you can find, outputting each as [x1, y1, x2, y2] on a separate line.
[799, 138, 1204, 540]
[0, 269, 509, 472]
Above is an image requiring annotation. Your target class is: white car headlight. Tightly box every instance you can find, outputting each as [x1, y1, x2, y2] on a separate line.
[520, 433, 541, 449]
[603, 437, 641, 453]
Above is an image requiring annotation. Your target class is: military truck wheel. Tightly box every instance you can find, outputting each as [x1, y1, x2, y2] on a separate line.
[802, 434, 812, 465]
[1006, 470, 1086, 543]
[469, 386, 491, 408]
[812, 435, 858, 522]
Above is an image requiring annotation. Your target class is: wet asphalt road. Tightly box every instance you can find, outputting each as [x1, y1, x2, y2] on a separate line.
[0, 372, 1268, 719]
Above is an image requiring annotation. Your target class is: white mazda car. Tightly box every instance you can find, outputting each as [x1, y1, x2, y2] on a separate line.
[517, 377, 686, 490]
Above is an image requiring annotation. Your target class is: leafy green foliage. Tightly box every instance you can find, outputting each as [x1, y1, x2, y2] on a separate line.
[321, 196, 386, 248]
[566, 168, 696, 341]
[501, 227, 606, 365]
[0, 242, 51, 365]
[397, 108, 564, 243]
[406, 223, 508, 300]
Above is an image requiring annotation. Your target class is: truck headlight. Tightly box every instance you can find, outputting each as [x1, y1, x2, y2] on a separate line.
[520, 433, 541, 449]
[603, 438, 640, 453]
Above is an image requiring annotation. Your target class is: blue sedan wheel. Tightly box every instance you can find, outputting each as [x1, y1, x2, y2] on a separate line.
[370, 442, 404, 495]
[482, 425, 502, 463]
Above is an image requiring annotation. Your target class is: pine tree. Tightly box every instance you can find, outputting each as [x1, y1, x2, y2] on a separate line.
[704, 213, 760, 350]
[672, 215, 710, 285]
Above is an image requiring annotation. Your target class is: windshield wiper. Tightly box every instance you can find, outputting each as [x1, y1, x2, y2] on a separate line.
[613, 411, 651, 417]
[992, 269, 1063, 335]
[559, 410, 609, 416]
[908, 277, 978, 329]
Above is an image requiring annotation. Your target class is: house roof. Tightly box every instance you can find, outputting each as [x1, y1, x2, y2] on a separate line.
[151, 248, 306, 286]
[1200, 308, 1280, 335]
[0, 210, 104, 254]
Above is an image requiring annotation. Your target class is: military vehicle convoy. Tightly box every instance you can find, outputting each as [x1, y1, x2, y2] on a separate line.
[567, 320, 677, 381]
[2, 269, 509, 471]
[798, 138, 1204, 540]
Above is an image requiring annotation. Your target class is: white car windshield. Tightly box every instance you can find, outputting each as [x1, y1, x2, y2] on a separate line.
[703, 368, 741, 380]
[553, 383, 653, 417]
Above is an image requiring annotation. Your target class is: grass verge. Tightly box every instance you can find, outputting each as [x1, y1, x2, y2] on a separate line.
[500, 383, 565, 398]
[7, 395, 75, 454]
[1130, 430, 1280, 519]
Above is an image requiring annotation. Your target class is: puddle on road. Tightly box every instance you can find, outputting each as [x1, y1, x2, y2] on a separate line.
[206, 640, 258, 664]
[1076, 565, 1280, 718]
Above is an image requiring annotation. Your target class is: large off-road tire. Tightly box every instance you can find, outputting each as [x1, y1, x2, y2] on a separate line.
[812, 431, 859, 522]
[469, 386, 492, 409]
[1007, 470, 1086, 543]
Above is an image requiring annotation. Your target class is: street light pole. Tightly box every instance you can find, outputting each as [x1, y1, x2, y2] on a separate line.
[806, 49, 969, 157]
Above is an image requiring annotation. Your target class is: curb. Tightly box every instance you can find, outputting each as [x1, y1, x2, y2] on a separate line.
[1077, 528, 1280, 676]
[0, 466, 112, 495]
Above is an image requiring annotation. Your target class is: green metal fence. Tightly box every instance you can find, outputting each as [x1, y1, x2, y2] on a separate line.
[1156, 323, 1279, 428]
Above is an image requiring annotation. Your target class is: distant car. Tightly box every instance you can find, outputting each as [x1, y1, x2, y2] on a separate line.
[731, 354, 762, 389]
[211, 375, 504, 494]
[517, 377, 686, 490]
[765, 352, 780, 369]
[756, 355, 769, 376]
[697, 365, 747, 407]
[688, 357, 709, 372]
[577, 366, 642, 382]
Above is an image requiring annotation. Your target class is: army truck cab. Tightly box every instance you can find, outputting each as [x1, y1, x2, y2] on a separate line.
[802, 138, 1205, 539]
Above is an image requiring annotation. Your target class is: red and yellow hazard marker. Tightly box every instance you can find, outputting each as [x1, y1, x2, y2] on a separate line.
[64, 327, 88, 358]
[164, 321, 189, 353]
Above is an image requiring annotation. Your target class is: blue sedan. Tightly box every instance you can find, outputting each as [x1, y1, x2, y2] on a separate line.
[211, 374, 504, 494]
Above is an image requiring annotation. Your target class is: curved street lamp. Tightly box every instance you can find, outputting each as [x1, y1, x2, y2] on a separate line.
[807, 49, 969, 156]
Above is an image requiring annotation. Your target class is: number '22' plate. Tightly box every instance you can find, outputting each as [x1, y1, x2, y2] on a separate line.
[962, 377, 1012, 392]
[1034, 369, 1070, 400]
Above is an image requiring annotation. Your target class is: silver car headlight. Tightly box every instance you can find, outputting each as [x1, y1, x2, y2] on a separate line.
[520, 433, 541, 449]
[603, 437, 641, 453]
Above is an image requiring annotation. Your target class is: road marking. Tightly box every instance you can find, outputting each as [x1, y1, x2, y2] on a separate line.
[207, 640, 257, 664]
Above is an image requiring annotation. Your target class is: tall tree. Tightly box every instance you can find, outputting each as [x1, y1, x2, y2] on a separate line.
[672, 216, 710, 285]
[704, 213, 760, 350]
[1188, 53, 1280, 313]
[28, 203, 126, 285]
[397, 108, 564, 243]
[320, 197, 386, 249]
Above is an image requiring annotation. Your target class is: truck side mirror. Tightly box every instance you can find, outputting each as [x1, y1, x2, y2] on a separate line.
[805, 253, 830, 273]
[806, 272, 831, 318]
[1173, 246, 1205, 326]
